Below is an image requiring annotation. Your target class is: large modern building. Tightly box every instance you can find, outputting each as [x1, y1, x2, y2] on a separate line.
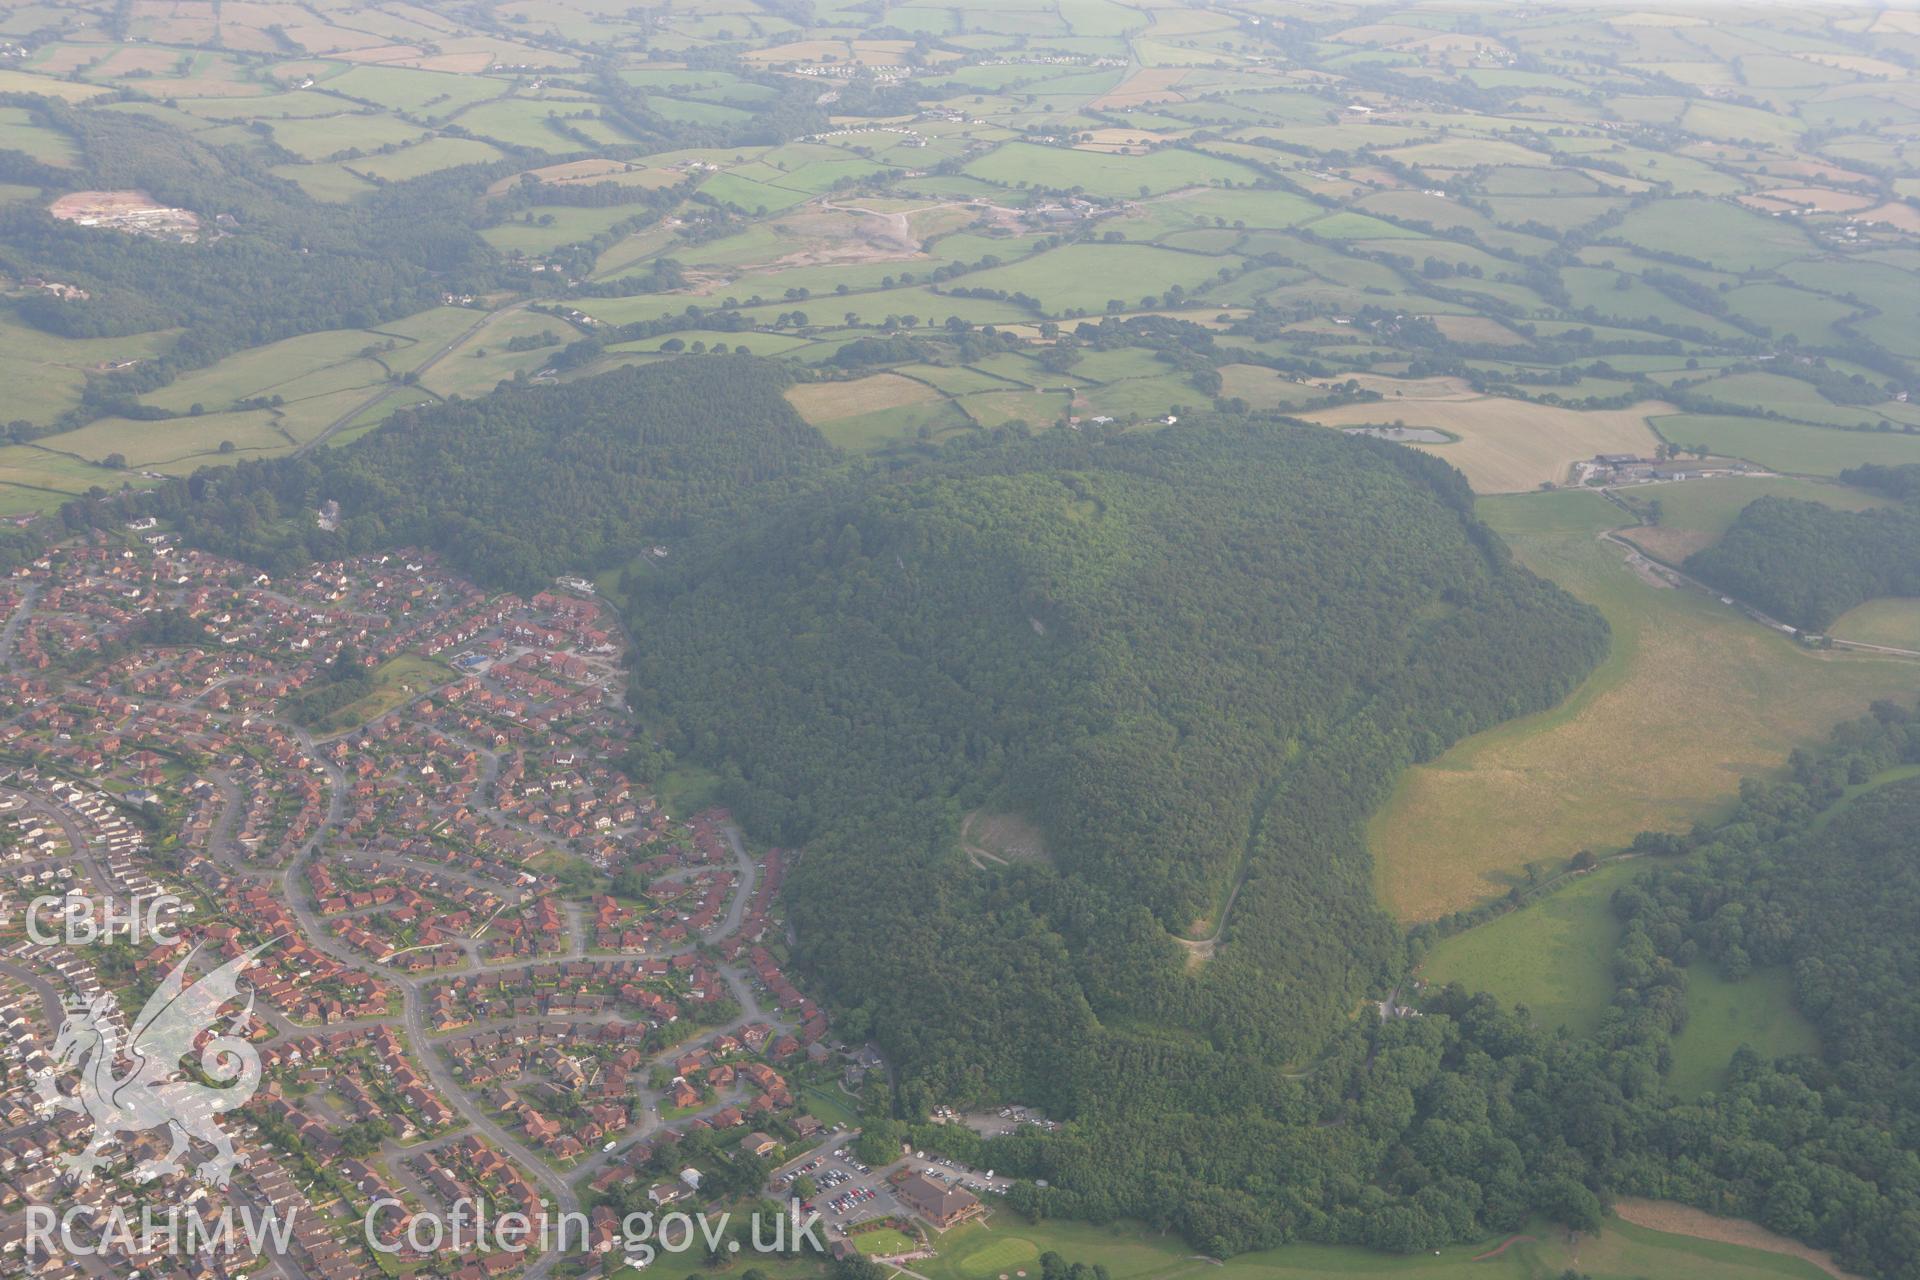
[893, 1170, 983, 1229]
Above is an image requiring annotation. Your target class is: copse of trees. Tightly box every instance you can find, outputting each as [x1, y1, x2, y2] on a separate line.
[1686, 494, 1920, 630]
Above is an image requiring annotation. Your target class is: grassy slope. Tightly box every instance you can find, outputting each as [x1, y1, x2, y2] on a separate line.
[915, 1211, 1833, 1280]
[1370, 488, 1919, 922]
[1421, 858, 1643, 1037]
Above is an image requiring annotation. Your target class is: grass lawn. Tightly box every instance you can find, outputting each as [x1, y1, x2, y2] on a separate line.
[801, 1084, 858, 1130]
[1667, 965, 1819, 1098]
[852, 1228, 919, 1257]
[310, 655, 455, 734]
[1370, 488, 1920, 922]
[1421, 859, 1644, 1037]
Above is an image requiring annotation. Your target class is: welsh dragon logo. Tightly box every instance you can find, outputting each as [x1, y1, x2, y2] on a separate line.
[33, 943, 269, 1188]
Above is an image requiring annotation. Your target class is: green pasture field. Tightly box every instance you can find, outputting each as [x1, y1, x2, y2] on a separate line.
[1547, 138, 1741, 195]
[342, 136, 506, 181]
[1302, 209, 1431, 240]
[0, 317, 179, 427]
[1479, 194, 1625, 231]
[420, 313, 573, 398]
[1667, 965, 1819, 1099]
[652, 763, 724, 817]
[651, 96, 755, 128]
[1831, 599, 1920, 652]
[1560, 267, 1746, 340]
[0, 445, 123, 512]
[267, 111, 431, 160]
[814, 400, 974, 452]
[960, 389, 1071, 428]
[1369, 487, 1919, 923]
[1605, 199, 1817, 273]
[1077, 373, 1199, 420]
[916, 1210, 1834, 1280]
[963, 353, 1048, 387]
[481, 205, 639, 256]
[1478, 165, 1604, 196]
[0, 107, 77, 164]
[1692, 371, 1898, 428]
[891, 364, 1016, 396]
[447, 98, 585, 151]
[138, 328, 394, 414]
[172, 90, 347, 122]
[270, 162, 378, 202]
[326, 65, 507, 117]
[698, 173, 816, 214]
[1682, 98, 1804, 146]
[961, 141, 1256, 195]
[38, 408, 294, 469]
[609, 331, 812, 360]
[1421, 859, 1644, 1037]
[1650, 413, 1920, 475]
[961, 243, 1237, 315]
[1718, 283, 1859, 346]
[372, 307, 497, 367]
[735, 286, 1036, 330]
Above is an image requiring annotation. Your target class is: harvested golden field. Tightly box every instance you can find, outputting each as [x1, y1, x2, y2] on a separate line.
[1749, 186, 1877, 212]
[1303, 395, 1668, 493]
[1092, 68, 1189, 109]
[785, 373, 937, 423]
[742, 39, 849, 64]
[1369, 490, 1920, 923]
[1862, 202, 1920, 233]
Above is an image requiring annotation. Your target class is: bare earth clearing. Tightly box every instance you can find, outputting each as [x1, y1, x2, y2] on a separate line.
[1612, 1199, 1861, 1280]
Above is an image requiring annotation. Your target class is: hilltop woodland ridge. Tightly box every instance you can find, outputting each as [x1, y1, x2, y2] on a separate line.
[1688, 464, 1920, 630]
[106, 358, 836, 588]
[620, 414, 1611, 1090]
[89, 363, 1920, 1272]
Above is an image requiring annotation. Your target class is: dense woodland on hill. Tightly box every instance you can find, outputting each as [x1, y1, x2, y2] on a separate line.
[622, 414, 1608, 1083]
[102, 358, 835, 588]
[72, 343, 1920, 1275]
